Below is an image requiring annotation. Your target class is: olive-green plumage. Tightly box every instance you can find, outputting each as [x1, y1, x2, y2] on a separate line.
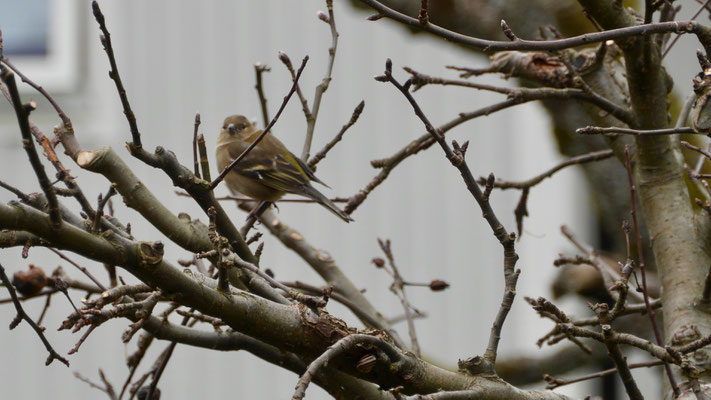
[216, 115, 352, 222]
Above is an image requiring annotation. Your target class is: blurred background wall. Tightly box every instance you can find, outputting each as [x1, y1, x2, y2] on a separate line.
[2, 0, 698, 398]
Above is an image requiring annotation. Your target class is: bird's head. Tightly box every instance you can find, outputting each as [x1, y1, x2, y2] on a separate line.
[222, 115, 254, 138]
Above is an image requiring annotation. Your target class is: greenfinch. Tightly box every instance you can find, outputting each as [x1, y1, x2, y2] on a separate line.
[216, 115, 352, 222]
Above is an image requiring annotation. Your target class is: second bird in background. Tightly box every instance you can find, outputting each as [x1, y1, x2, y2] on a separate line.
[215, 115, 353, 222]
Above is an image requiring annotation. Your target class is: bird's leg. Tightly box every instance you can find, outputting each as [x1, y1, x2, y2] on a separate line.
[241, 201, 272, 238]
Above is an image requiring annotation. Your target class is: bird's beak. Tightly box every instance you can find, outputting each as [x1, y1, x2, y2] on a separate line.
[227, 124, 236, 134]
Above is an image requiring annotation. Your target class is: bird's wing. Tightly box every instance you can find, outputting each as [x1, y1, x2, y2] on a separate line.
[232, 146, 310, 193]
[290, 152, 329, 188]
[255, 132, 327, 186]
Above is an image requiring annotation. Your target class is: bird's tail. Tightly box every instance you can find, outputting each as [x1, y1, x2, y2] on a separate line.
[301, 185, 353, 223]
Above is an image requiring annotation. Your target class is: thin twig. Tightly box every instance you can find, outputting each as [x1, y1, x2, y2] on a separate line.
[192, 113, 201, 178]
[0, 71, 95, 220]
[219, 194, 348, 203]
[37, 292, 52, 326]
[197, 134, 211, 181]
[279, 51, 312, 130]
[624, 145, 679, 396]
[242, 204, 405, 348]
[206, 208, 230, 293]
[360, 0, 711, 55]
[662, 0, 711, 58]
[308, 100, 364, 169]
[405, 67, 634, 125]
[239, 200, 270, 239]
[254, 63, 271, 128]
[378, 238, 420, 356]
[545, 360, 663, 389]
[175, 190, 348, 203]
[577, 126, 697, 135]
[74, 370, 118, 400]
[48, 248, 108, 292]
[485, 147, 613, 236]
[144, 313, 191, 400]
[486, 149, 614, 190]
[346, 90, 631, 215]
[292, 334, 402, 400]
[0, 66, 62, 229]
[377, 59, 519, 372]
[1, 58, 71, 127]
[280, 51, 312, 131]
[600, 325, 644, 400]
[677, 333, 711, 354]
[301, 0, 339, 161]
[0, 179, 31, 202]
[120, 333, 154, 400]
[92, 1, 142, 148]
[559, 225, 646, 303]
[551, 322, 675, 363]
[222, 251, 326, 308]
[683, 141, 711, 162]
[0, 262, 69, 366]
[282, 280, 404, 330]
[93, 186, 116, 233]
[210, 56, 309, 189]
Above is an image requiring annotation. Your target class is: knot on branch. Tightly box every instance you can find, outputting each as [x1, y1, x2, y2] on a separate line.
[457, 355, 495, 375]
[137, 241, 164, 266]
[299, 304, 357, 344]
[403, 67, 431, 91]
[693, 51, 711, 134]
[671, 325, 703, 347]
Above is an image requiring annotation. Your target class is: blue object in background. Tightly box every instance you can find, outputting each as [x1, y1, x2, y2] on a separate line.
[0, 0, 48, 56]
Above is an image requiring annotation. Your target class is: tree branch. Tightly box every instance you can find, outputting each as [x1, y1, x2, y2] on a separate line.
[0, 201, 487, 396]
[0, 262, 69, 366]
[376, 60, 519, 372]
[92, 1, 142, 148]
[0, 66, 62, 229]
[360, 0, 711, 55]
[301, 0, 339, 161]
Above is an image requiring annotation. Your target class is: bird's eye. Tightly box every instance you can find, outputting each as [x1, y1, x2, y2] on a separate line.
[237, 123, 246, 130]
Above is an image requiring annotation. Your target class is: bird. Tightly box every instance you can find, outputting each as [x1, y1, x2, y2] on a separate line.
[216, 114, 352, 222]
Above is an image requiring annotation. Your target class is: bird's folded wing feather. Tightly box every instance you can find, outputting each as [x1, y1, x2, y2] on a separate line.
[230, 146, 308, 193]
